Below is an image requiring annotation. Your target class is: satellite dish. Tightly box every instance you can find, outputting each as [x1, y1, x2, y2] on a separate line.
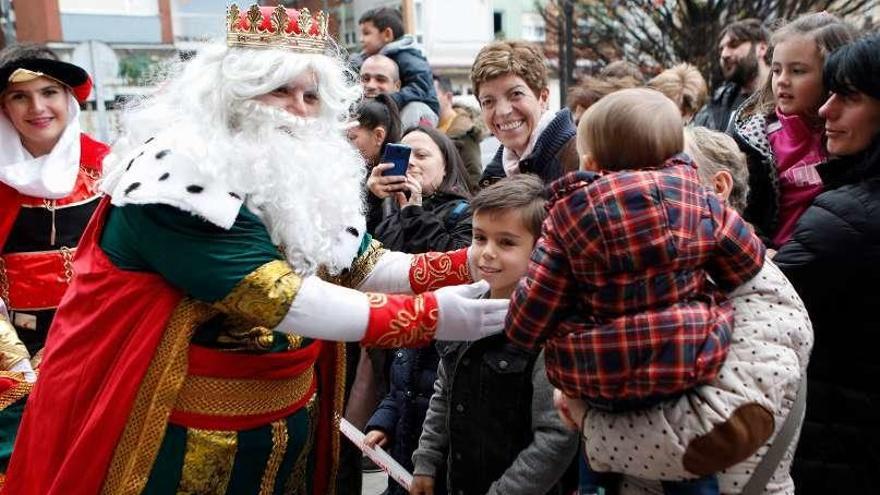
[71, 40, 119, 102]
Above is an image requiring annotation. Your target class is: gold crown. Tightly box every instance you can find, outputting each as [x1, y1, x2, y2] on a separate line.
[226, 4, 330, 54]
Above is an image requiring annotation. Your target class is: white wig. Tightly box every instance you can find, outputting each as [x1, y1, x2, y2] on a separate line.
[115, 43, 362, 146]
[105, 44, 369, 275]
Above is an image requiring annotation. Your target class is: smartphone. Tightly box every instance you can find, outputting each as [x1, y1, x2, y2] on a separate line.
[380, 143, 412, 177]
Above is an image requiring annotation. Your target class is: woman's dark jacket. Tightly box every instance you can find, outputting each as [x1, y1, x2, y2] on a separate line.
[479, 108, 579, 188]
[774, 145, 880, 495]
[371, 191, 471, 253]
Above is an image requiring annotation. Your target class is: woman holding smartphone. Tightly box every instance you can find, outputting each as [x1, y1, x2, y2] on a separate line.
[367, 125, 472, 253]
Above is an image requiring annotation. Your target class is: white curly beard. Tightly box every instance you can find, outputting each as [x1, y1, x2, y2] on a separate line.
[228, 102, 367, 276]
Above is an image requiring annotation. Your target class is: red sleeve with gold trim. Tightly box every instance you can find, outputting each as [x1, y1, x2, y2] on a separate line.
[409, 248, 471, 293]
[361, 292, 439, 348]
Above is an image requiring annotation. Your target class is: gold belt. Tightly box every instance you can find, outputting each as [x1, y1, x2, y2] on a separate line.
[175, 367, 315, 417]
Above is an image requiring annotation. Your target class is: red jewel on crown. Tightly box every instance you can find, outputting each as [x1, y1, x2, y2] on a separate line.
[226, 3, 330, 54]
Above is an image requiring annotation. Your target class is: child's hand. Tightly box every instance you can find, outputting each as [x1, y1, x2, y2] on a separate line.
[410, 475, 435, 495]
[363, 429, 389, 448]
[553, 388, 588, 431]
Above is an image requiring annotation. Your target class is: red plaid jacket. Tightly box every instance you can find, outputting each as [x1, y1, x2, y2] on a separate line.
[505, 156, 766, 410]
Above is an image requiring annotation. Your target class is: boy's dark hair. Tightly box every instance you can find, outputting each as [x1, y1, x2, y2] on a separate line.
[354, 93, 402, 157]
[433, 74, 453, 95]
[719, 18, 769, 44]
[0, 43, 59, 67]
[359, 7, 404, 40]
[402, 125, 471, 199]
[471, 175, 547, 238]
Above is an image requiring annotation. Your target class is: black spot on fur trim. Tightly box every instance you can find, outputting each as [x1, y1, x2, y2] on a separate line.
[229, 192, 241, 200]
[124, 182, 141, 195]
[156, 149, 171, 160]
[144, 137, 155, 144]
[346, 227, 359, 237]
[159, 173, 170, 181]
[187, 185, 204, 193]
[126, 151, 145, 171]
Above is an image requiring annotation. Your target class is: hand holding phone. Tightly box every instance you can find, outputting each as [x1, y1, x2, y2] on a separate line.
[380, 143, 412, 177]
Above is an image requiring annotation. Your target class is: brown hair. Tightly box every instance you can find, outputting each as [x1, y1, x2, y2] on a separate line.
[740, 12, 858, 118]
[353, 94, 401, 165]
[719, 18, 770, 45]
[598, 60, 646, 83]
[471, 174, 547, 239]
[566, 75, 642, 114]
[577, 88, 684, 171]
[470, 41, 547, 98]
[402, 125, 471, 199]
[647, 64, 708, 120]
[685, 126, 750, 214]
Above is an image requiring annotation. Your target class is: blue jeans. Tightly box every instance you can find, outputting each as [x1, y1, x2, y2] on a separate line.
[578, 448, 719, 495]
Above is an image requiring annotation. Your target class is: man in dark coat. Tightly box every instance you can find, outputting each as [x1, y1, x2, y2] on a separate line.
[693, 19, 770, 131]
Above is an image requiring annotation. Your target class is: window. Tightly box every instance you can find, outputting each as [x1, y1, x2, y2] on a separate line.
[493, 11, 504, 37]
[342, 12, 358, 49]
[414, 0, 425, 45]
[521, 12, 545, 42]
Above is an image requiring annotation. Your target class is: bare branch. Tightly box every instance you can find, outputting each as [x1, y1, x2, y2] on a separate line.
[569, 0, 869, 86]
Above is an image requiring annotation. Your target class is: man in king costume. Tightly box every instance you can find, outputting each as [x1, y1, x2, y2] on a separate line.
[3, 5, 506, 494]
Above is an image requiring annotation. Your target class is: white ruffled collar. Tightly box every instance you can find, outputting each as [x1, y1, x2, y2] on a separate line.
[0, 96, 82, 198]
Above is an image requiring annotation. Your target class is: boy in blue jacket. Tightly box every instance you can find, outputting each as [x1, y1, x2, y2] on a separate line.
[357, 7, 440, 127]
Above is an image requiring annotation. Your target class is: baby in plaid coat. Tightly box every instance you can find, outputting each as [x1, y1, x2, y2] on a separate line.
[505, 89, 767, 494]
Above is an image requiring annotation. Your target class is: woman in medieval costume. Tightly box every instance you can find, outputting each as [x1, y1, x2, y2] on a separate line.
[3, 5, 505, 495]
[0, 43, 109, 475]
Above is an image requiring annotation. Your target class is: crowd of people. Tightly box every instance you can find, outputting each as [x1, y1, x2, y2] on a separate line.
[0, 3, 876, 495]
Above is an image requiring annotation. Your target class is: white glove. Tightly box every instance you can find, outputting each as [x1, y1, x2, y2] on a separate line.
[434, 280, 509, 341]
[10, 359, 36, 383]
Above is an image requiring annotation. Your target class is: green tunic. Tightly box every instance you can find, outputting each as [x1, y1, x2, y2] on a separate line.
[100, 204, 354, 495]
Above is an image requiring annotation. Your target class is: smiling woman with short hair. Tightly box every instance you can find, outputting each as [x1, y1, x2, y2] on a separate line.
[471, 41, 579, 188]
